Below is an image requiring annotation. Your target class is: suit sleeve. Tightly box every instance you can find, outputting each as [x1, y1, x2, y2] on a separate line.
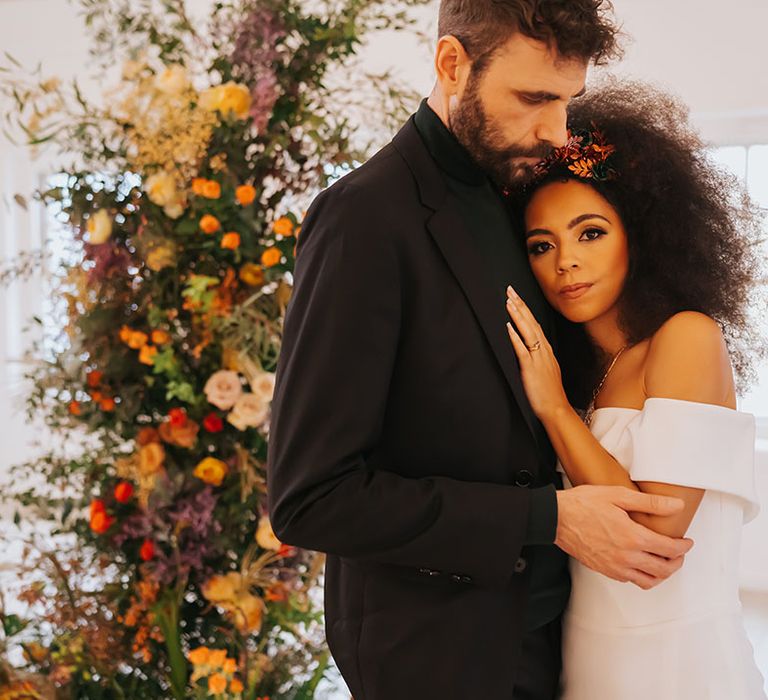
[267, 181, 556, 590]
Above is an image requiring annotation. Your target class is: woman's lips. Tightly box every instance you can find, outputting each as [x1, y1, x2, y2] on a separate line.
[559, 283, 593, 300]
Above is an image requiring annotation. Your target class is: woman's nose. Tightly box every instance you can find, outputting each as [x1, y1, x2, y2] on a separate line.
[556, 250, 580, 273]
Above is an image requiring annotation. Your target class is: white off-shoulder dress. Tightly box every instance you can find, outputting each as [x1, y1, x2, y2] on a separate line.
[559, 398, 766, 699]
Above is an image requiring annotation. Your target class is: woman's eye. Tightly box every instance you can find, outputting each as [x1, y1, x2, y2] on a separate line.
[579, 227, 606, 241]
[527, 241, 553, 256]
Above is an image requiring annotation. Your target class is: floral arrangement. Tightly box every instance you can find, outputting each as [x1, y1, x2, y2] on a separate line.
[534, 124, 619, 181]
[0, 0, 428, 697]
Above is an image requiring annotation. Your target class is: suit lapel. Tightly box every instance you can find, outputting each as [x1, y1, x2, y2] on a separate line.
[427, 204, 539, 440]
[393, 117, 539, 441]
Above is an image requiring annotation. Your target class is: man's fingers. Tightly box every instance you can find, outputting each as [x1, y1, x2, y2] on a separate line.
[627, 569, 663, 590]
[614, 488, 685, 516]
[629, 551, 685, 580]
[638, 526, 694, 558]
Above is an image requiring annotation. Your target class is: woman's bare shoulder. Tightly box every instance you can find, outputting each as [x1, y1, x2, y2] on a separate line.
[642, 311, 735, 407]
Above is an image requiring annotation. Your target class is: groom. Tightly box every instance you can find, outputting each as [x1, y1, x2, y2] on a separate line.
[267, 1, 694, 698]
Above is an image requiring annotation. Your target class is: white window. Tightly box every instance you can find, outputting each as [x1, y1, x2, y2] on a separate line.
[711, 146, 768, 422]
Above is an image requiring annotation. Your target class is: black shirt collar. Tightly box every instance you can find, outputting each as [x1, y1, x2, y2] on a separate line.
[414, 99, 489, 186]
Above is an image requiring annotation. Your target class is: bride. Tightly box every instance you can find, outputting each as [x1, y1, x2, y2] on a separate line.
[504, 82, 767, 699]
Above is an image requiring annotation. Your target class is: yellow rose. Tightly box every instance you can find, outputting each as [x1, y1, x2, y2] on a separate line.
[194, 457, 228, 486]
[200, 82, 251, 120]
[155, 65, 189, 96]
[86, 209, 113, 245]
[139, 442, 165, 476]
[146, 244, 175, 272]
[255, 515, 282, 551]
[144, 171, 179, 207]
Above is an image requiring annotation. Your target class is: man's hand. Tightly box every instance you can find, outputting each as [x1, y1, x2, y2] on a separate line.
[555, 485, 694, 590]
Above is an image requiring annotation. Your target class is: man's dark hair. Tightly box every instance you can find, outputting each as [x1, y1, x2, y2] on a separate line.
[438, 0, 621, 71]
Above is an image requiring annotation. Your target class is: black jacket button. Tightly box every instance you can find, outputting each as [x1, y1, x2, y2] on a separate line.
[514, 557, 528, 573]
[515, 469, 533, 487]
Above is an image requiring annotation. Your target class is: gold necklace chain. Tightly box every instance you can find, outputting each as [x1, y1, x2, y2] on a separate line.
[584, 344, 629, 425]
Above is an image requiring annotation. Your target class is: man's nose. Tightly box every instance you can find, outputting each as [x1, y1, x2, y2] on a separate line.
[536, 103, 569, 149]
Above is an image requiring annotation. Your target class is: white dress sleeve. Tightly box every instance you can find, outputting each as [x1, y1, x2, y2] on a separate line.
[626, 397, 760, 522]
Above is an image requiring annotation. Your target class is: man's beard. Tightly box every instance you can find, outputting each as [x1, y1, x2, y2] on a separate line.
[449, 75, 553, 188]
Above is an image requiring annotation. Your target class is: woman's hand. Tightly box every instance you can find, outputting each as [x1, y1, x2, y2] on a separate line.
[505, 285, 570, 421]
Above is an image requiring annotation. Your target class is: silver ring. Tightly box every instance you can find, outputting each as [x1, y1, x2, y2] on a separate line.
[527, 341, 541, 352]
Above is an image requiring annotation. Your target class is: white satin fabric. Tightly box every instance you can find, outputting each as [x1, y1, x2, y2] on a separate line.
[559, 398, 766, 699]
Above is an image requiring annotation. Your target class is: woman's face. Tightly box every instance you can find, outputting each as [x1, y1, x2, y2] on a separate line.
[524, 179, 630, 324]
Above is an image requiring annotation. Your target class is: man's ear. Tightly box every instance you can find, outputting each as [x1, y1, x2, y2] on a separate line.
[434, 35, 472, 97]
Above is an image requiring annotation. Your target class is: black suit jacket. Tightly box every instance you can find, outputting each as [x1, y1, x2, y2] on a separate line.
[267, 117, 559, 699]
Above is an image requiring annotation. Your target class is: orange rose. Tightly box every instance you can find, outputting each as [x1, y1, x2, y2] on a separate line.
[260, 247, 281, 268]
[68, 401, 82, 416]
[136, 427, 161, 445]
[151, 329, 171, 345]
[139, 344, 157, 366]
[158, 419, 199, 449]
[200, 215, 221, 234]
[191, 178, 208, 196]
[193, 457, 228, 486]
[202, 180, 221, 199]
[127, 331, 148, 350]
[208, 649, 228, 668]
[272, 217, 294, 237]
[139, 442, 165, 476]
[209, 673, 227, 694]
[100, 397, 116, 412]
[239, 263, 264, 287]
[223, 657, 237, 674]
[221, 232, 241, 250]
[87, 370, 103, 388]
[187, 646, 210, 666]
[119, 325, 133, 343]
[230, 678, 244, 693]
[235, 184, 256, 206]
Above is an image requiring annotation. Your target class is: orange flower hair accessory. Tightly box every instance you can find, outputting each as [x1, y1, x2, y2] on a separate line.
[535, 123, 618, 182]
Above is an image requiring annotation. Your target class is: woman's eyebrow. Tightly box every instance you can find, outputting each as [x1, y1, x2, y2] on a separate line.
[567, 213, 611, 228]
[526, 213, 612, 239]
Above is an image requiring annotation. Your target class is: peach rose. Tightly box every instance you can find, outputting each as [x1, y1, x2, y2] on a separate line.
[227, 393, 269, 431]
[249, 370, 275, 403]
[144, 171, 178, 207]
[155, 65, 189, 95]
[230, 593, 264, 634]
[204, 370, 243, 410]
